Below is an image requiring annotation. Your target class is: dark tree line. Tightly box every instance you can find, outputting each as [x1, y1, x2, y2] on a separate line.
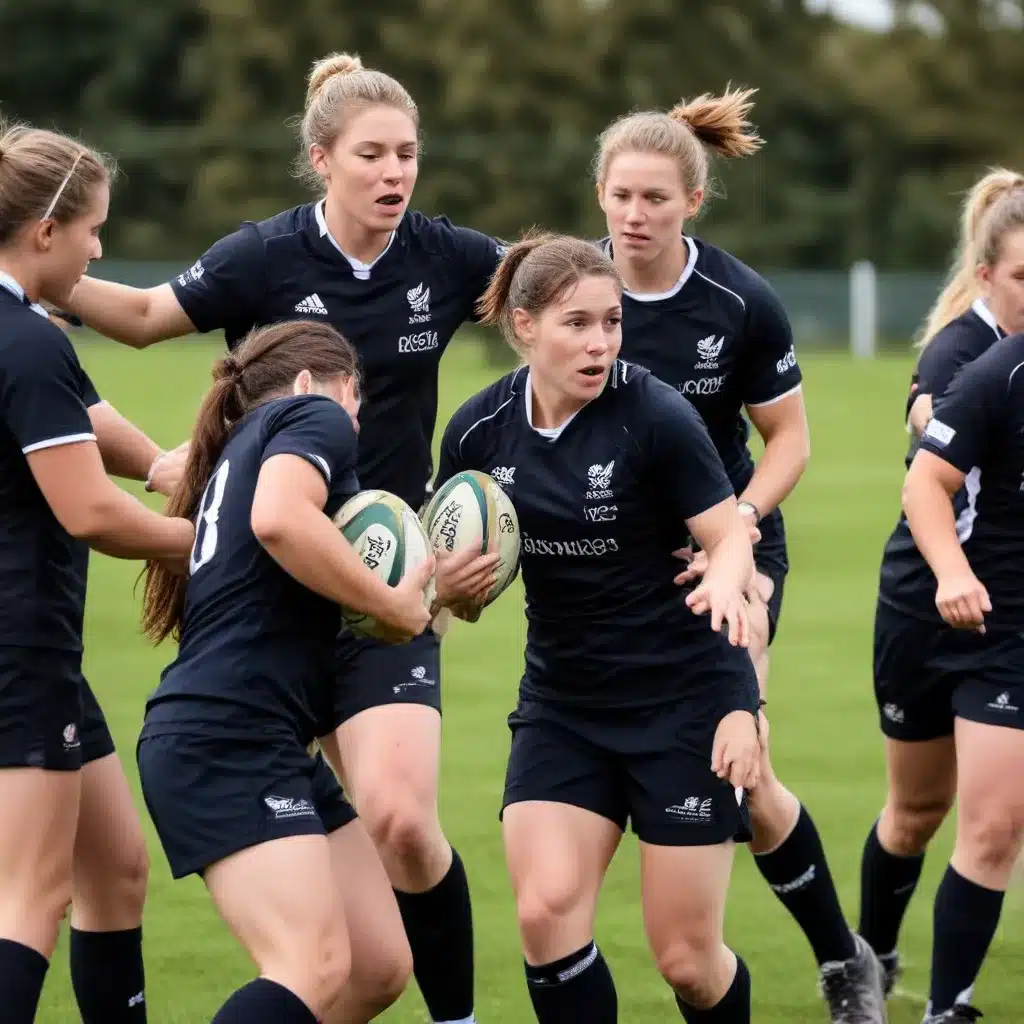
[1, 0, 1021, 269]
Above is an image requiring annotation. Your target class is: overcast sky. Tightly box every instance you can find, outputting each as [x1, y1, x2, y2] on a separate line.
[808, 0, 894, 29]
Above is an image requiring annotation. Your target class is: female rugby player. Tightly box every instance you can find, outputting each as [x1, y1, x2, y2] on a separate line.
[434, 232, 762, 1023]
[0, 123, 195, 1023]
[900, 316, 1024, 1023]
[593, 90, 885, 1021]
[59, 52, 502, 1024]
[860, 174, 1024, 1016]
[138, 320, 438, 1024]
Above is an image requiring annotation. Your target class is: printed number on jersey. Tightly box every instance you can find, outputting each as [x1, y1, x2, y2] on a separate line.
[190, 461, 230, 574]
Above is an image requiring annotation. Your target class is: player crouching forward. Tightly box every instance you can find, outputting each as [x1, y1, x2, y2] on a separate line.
[137, 321, 432, 1024]
[432, 232, 762, 1024]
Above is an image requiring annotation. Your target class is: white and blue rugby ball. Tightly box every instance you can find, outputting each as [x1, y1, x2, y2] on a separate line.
[333, 489, 435, 640]
[421, 470, 520, 607]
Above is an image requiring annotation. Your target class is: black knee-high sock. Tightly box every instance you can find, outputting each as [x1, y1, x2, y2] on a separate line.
[675, 955, 751, 1023]
[754, 806, 856, 965]
[0, 939, 49, 1024]
[525, 940, 617, 1024]
[393, 848, 475, 1022]
[70, 927, 146, 1022]
[928, 866, 1003, 1016]
[858, 822, 925, 956]
[210, 979, 317, 1023]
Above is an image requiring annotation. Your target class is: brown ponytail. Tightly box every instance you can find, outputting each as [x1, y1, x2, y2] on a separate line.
[141, 320, 360, 643]
[476, 229, 621, 356]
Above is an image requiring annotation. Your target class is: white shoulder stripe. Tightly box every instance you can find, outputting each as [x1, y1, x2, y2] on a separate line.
[22, 432, 97, 455]
[1008, 360, 1024, 391]
[458, 368, 526, 454]
[693, 269, 746, 309]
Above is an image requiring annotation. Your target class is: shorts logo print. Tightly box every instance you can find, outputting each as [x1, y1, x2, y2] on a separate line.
[665, 796, 713, 824]
[62, 722, 79, 751]
[987, 691, 1020, 713]
[883, 703, 905, 724]
[393, 664, 436, 694]
[263, 795, 316, 820]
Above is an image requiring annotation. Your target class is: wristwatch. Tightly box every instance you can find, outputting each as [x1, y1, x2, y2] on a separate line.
[737, 500, 761, 523]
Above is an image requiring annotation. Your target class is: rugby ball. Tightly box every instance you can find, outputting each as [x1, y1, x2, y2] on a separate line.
[333, 489, 435, 640]
[421, 470, 520, 606]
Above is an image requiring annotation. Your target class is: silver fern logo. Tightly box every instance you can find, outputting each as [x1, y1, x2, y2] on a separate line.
[586, 460, 615, 499]
[695, 334, 724, 369]
[407, 282, 432, 323]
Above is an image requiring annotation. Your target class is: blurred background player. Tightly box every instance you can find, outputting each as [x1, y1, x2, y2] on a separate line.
[593, 91, 885, 1022]
[434, 232, 762, 1024]
[58, 52, 503, 1024]
[859, 171, 1024, 1009]
[0, 123, 195, 1024]
[137, 320, 434, 1024]
[899, 319, 1024, 1023]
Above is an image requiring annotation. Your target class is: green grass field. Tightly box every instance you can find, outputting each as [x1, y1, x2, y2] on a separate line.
[36, 339, 1024, 1023]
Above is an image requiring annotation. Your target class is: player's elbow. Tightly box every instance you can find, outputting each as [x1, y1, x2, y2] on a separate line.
[900, 465, 928, 520]
[251, 499, 293, 550]
[61, 491, 122, 542]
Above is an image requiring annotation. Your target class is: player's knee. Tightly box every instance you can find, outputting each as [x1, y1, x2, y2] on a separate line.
[351, 939, 413, 1016]
[958, 813, 1024, 875]
[298, 924, 353, 1014]
[362, 796, 438, 866]
[515, 879, 585, 948]
[882, 794, 952, 855]
[109, 837, 150, 911]
[654, 935, 720, 1005]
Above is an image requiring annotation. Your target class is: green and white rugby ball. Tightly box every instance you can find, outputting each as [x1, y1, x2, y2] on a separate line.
[334, 489, 435, 640]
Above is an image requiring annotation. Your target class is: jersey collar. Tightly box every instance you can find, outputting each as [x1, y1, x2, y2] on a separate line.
[0, 271, 51, 319]
[603, 235, 698, 302]
[972, 297, 1005, 339]
[314, 200, 396, 280]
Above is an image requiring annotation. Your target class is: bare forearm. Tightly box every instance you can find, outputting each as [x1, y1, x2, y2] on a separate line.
[257, 505, 399, 620]
[702, 525, 754, 592]
[65, 278, 157, 348]
[740, 428, 809, 518]
[89, 402, 161, 482]
[86, 491, 192, 560]
[903, 474, 971, 579]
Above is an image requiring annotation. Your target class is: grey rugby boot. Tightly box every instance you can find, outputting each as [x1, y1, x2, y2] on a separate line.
[819, 932, 888, 1023]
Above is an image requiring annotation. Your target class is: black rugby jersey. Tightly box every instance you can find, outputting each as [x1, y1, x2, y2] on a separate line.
[608, 236, 801, 564]
[0, 274, 102, 650]
[914, 333, 1024, 632]
[169, 203, 502, 510]
[435, 361, 741, 709]
[878, 301, 1004, 620]
[143, 395, 360, 741]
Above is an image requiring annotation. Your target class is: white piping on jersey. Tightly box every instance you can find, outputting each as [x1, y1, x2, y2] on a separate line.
[457, 366, 527, 455]
[955, 466, 982, 544]
[692, 267, 746, 309]
[971, 297, 1002, 339]
[607, 236, 699, 302]
[746, 382, 803, 409]
[1008, 360, 1024, 392]
[307, 453, 332, 483]
[525, 372, 582, 441]
[0, 271, 50, 319]
[315, 201, 396, 281]
[22, 432, 97, 455]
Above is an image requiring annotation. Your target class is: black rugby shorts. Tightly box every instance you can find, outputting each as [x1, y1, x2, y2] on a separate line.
[874, 599, 1024, 740]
